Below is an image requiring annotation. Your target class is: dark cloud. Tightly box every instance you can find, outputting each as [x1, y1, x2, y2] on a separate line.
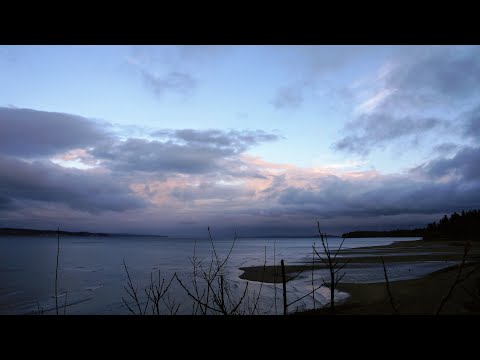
[0, 107, 108, 157]
[333, 113, 444, 155]
[152, 129, 280, 152]
[274, 174, 480, 219]
[94, 130, 279, 174]
[0, 155, 145, 213]
[332, 46, 480, 156]
[93, 138, 231, 174]
[0, 195, 13, 209]
[142, 70, 196, 98]
[432, 143, 459, 155]
[385, 46, 480, 107]
[416, 146, 480, 181]
[462, 104, 480, 140]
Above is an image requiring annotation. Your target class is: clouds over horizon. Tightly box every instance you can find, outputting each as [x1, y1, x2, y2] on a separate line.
[273, 173, 480, 219]
[0, 107, 109, 157]
[0, 107, 284, 224]
[413, 146, 480, 182]
[91, 129, 280, 176]
[3, 91, 480, 234]
[0, 155, 146, 213]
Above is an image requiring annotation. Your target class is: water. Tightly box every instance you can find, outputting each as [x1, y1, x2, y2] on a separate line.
[0, 235, 450, 315]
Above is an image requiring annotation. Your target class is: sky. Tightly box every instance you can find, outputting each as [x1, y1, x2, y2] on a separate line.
[1, 45, 480, 236]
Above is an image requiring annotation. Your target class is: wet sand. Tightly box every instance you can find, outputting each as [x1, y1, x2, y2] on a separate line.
[301, 262, 480, 315]
[239, 239, 480, 283]
[239, 239, 480, 314]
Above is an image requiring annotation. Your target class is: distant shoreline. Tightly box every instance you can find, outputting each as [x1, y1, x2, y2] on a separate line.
[0, 227, 168, 238]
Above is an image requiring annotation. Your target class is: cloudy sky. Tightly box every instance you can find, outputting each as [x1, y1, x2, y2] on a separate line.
[1, 45, 480, 236]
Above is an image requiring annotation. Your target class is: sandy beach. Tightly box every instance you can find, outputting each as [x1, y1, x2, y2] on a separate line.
[239, 239, 480, 314]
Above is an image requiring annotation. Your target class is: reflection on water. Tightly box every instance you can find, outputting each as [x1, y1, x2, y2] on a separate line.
[0, 235, 451, 314]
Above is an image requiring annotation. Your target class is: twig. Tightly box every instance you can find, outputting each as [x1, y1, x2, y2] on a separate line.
[174, 273, 224, 314]
[436, 241, 471, 315]
[287, 284, 324, 308]
[122, 259, 144, 315]
[63, 291, 68, 316]
[312, 241, 315, 310]
[229, 282, 249, 315]
[274, 240, 277, 315]
[55, 227, 60, 316]
[287, 269, 305, 282]
[461, 284, 480, 301]
[381, 256, 399, 314]
[36, 301, 43, 315]
[163, 294, 182, 315]
[314, 222, 351, 310]
[251, 246, 267, 314]
[281, 259, 287, 315]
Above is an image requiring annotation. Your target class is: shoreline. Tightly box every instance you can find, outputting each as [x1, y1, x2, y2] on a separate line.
[239, 238, 480, 284]
[238, 238, 480, 314]
[301, 262, 480, 315]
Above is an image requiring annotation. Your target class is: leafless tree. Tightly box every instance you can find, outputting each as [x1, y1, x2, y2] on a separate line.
[312, 221, 351, 310]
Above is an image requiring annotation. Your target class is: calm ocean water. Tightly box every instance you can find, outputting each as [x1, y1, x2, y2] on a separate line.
[0, 235, 453, 315]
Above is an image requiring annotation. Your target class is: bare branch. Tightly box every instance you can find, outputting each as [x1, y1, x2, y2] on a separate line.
[122, 259, 143, 315]
[332, 237, 346, 263]
[381, 257, 399, 314]
[287, 284, 324, 307]
[174, 273, 224, 314]
[63, 291, 68, 316]
[437, 241, 472, 315]
[313, 246, 329, 267]
[287, 269, 305, 283]
[335, 258, 351, 274]
[55, 227, 60, 316]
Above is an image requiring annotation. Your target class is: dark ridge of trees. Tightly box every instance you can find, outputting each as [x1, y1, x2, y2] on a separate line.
[0, 228, 169, 237]
[343, 209, 480, 241]
[342, 229, 425, 238]
[423, 209, 480, 241]
[0, 228, 110, 237]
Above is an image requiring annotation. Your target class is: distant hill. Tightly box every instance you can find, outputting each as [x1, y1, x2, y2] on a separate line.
[0, 228, 111, 237]
[0, 228, 168, 238]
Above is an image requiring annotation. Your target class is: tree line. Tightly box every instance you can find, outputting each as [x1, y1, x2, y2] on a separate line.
[342, 209, 480, 241]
